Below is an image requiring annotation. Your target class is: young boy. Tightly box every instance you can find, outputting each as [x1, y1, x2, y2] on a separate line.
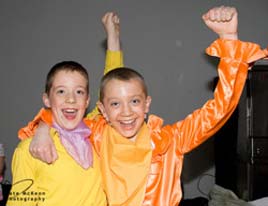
[7, 12, 122, 206]
[18, 6, 267, 206]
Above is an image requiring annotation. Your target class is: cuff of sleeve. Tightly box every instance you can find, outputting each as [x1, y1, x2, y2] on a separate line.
[18, 108, 53, 140]
[206, 39, 266, 64]
[104, 50, 124, 74]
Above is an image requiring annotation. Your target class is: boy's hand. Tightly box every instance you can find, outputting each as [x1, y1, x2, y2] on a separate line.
[102, 12, 120, 51]
[29, 122, 58, 164]
[202, 6, 238, 40]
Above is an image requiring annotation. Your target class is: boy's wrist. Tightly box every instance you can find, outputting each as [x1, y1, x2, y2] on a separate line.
[219, 32, 238, 40]
[107, 37, 120, 51]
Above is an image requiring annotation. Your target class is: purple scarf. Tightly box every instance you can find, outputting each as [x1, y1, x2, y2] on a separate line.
[52, 121, 93, 169]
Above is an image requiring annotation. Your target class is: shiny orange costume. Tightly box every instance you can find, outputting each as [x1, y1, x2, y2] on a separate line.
[19, 39, 267, 206]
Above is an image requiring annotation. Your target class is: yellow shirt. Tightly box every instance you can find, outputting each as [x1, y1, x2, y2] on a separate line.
[15, 49, 123, 206]
[7, 128, 107, 206]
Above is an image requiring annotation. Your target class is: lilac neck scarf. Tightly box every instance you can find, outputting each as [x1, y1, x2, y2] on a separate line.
[52, 121, 93, 169]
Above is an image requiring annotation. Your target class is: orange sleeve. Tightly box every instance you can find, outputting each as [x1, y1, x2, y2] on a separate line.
[170, 39, 267, 155]
[18, 108, 53, 140]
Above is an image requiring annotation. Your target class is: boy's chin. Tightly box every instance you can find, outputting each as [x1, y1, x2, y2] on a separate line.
[58, 122, 81, 131]
[118, 131, 137, 141]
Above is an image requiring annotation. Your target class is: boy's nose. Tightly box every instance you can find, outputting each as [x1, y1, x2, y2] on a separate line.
[121, 104, 132, 116]
[66, 93, 76, 103]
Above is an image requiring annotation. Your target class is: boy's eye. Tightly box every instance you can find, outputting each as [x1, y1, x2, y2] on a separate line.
[56, 89, 65, 94]
[110, 102, 119, 107]
[132, 99, 140, 105]
[76, 90, 85, 95]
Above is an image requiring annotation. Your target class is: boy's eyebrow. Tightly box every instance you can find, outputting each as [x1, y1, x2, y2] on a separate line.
[106, 94, 144, 100]
[53, 85, 87, 89]
[130, 94, 144, 98]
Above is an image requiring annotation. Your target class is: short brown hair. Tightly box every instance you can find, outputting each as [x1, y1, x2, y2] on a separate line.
[45, 61, 89, 95]
[99, 67, 148, 102]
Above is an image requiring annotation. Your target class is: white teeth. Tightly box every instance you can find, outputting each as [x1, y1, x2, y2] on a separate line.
[63, 109, 77, 113]
[121, 120, 134, 124]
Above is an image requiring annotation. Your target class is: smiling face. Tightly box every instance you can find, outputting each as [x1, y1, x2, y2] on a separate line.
[97, 78, 151, 140]
[43, 70, 89, 130]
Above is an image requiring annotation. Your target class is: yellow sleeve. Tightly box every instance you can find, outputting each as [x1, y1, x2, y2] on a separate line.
[87, 50, 124, 119]
[103, 50, 124, 74]
[7, 139, 38, 206]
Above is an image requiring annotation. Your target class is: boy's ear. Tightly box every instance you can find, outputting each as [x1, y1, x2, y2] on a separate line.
[145, 96, 152, 113]
[97, 101, 109, 122]
[86, 95, 90, 108]
[42, 93, 51, 108]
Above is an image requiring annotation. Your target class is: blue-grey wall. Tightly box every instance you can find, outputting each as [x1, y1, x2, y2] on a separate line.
[1, 0, 267, 199]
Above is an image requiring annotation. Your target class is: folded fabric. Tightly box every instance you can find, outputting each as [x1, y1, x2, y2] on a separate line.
[208, 185, 253, 206]
[52, 121, 93, 169]
[249, 197, 268, 206]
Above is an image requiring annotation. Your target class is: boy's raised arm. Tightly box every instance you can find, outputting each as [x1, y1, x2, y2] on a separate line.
[103, 12, 121, 52]
[173, 6, 267, 154]
[103, 12, 124, 73]
[87, 12, 123, 119]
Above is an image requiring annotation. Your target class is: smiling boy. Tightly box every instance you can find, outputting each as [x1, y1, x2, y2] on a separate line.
[7, 61, 108, 206]
[7, 12, 122, 206]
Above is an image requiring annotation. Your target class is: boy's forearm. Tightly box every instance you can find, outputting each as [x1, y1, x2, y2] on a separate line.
[107, 35, 120, 51]
[102, 12, 121, 51]
[35, 121, 50, 138]
[103, 12, 123, 73]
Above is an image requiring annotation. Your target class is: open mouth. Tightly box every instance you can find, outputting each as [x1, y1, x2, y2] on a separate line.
[62, 108, 78, 120]
[119, 119, 136, 130]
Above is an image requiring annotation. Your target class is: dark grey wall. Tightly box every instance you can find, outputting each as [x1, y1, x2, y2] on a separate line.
[1, 0, 267, 198]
